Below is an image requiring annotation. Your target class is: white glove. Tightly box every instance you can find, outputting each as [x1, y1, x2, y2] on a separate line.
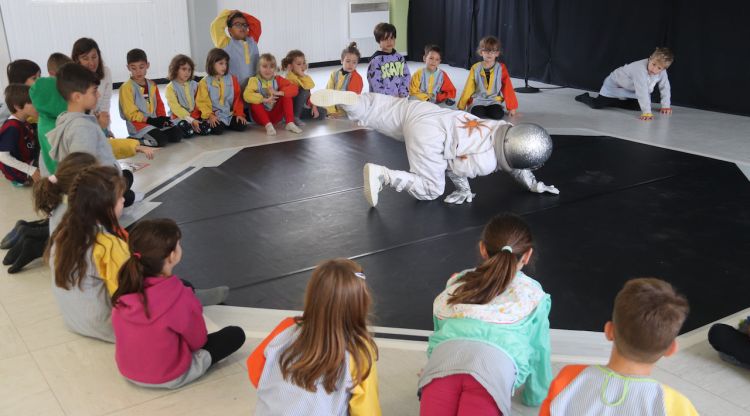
[510, 169, 560, 195]
[445, 171, 476, 204]
[533, 181, 560, 194]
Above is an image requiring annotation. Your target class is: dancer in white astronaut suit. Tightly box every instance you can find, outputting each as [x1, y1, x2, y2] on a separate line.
[310, 90, 559, 207]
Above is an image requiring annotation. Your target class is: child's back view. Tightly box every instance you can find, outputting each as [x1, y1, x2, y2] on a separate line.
[247, 259, 381, 415]
[419, 213, 551, 415]
[540, 278, 697, 415]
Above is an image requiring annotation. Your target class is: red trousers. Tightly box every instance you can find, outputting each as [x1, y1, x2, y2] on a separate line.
[420, 374, 502, 416]
[249, 97, 294, 125]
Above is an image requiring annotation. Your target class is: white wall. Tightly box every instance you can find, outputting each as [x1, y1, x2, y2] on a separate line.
[0, 6, 10, 90]
[0, 0, 191, 83]
[216, 0, 384, 64]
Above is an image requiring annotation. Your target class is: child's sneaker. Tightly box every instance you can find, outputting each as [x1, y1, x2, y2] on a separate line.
[265, 123, 277, 136]
[293, 117, 306, 127]
[285, 122, 302, 134]
[310, 89, 359, 108]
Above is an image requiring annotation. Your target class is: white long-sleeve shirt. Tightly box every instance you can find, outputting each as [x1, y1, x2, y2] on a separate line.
[599, 58, 671, 115]
[96, 66, 113, 114]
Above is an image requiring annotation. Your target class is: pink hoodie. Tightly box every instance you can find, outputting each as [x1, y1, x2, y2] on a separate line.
[112, 275, 207, 384]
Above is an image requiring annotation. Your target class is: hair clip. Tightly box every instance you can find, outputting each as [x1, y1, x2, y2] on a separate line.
[501, 246, 513, 253]
[48, 175, 58, 184]
[354, 272, 366, 280]
[132, 252, 141, 259]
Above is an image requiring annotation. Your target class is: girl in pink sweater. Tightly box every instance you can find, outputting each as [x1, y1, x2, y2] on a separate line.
[111, 218, 246, 389]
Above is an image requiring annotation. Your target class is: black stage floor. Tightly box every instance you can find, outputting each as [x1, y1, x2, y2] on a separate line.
[143, 130, 750, 333]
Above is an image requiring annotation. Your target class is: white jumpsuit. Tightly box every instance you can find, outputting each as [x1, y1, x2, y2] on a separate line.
[344, 93, 508, 200]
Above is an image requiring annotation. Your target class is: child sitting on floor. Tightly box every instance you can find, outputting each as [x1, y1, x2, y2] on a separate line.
[165, 54, 212, 138]
[47, 63, 156, 207]
[0, 84, 39, 186]
[325, 42, 364, 118]
[281, 49, 325, 126]
[119, 49, 182, 147]
[30, 54, 70, 175]
[196, 48, 248, 134]
[419, 213, 551, 415]
[367, 22, 410, 98]
[458, 36, 518, 119]
[409, 44, 456, 107]
[243, 53, 301, 136]
[540, 278, 697, 415]
[112, 218, 245, 389]
[575, 47, 674, 121]
[248, 259, 381, 415]
[210, 9, 262, 90]
[0, 59, 40, 126]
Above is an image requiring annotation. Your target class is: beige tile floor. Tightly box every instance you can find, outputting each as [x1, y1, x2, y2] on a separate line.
[1, 63, 750, 415]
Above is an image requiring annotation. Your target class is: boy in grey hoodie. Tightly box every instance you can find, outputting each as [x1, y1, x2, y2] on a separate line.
[46, 63, 155, 206]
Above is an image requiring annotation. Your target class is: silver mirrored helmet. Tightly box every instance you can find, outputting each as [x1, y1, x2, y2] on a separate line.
[495, 123, 553, 171]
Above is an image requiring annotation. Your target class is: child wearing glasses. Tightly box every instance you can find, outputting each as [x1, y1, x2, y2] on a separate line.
[210, 9, 262, 90]
[458, 36, 518, 120]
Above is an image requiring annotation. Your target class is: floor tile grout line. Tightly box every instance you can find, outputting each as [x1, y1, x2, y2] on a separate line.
[0, 301, 30, 359]
[654, 363, 750, 412]
[27, 345, 69, 415]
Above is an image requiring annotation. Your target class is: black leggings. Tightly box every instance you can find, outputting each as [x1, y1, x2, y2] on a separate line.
[202, 326, 246, 365]
[708, 323, 750, 366]
[211, 116, 247, 135]
[470, 104, 505, 120]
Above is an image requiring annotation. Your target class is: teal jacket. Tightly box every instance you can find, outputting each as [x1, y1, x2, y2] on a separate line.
[428, 272, 553, 406]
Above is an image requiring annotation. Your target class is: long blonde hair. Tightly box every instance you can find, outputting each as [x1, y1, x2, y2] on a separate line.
[279, 259, 377, 393]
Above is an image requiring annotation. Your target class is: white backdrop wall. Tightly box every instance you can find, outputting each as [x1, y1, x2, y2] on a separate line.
[215, 0, 383, 65]
[0, 0, 191, 83]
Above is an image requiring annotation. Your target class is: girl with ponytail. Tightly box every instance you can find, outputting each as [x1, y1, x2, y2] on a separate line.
[47, 165, 128, 342]
[324, 42, 363, 118]
[111, 219, 245, 388]
[418, 213, 552, 416]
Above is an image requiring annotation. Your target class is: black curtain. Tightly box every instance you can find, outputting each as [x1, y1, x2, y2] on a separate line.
[408, 0, 750, 115]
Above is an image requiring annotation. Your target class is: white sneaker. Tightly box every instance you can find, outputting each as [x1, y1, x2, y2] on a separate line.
[133, 192, 145, 203]
[363, 163, 388, 207]
[265, 123, 276, 136]
[310, 89, 359, 108]
[285, 122, 302, 134]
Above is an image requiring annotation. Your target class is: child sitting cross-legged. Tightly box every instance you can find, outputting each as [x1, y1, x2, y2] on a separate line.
[119, 48, 182, 147]
[112, 218, 246, 389]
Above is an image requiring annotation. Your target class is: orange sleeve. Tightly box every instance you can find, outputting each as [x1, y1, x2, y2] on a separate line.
[154, 83, 167, 117]
[538, 365, 587, 416]
[348, 71, 364, 94]
[247, 317, 297, 388]
[231, 75, 245, 117]
[436, 71, 457, 103]
[500, 63, 518, 111]
[242, 12, 262, 43]
[278, 76, 299, 98]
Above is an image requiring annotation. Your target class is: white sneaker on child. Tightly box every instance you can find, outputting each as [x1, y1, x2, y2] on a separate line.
[310, 90, 359, 108]
[285, 122, 302, 134]
[133, 192, 145, 203]
[265, 123, 277, 136]
[363, 163, 389, 207]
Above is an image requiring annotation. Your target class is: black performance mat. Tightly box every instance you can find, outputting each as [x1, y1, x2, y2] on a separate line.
[143, 129, 750, 332]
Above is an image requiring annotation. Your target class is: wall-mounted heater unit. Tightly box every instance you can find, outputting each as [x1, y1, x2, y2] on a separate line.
[349, 2, 390, 58]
